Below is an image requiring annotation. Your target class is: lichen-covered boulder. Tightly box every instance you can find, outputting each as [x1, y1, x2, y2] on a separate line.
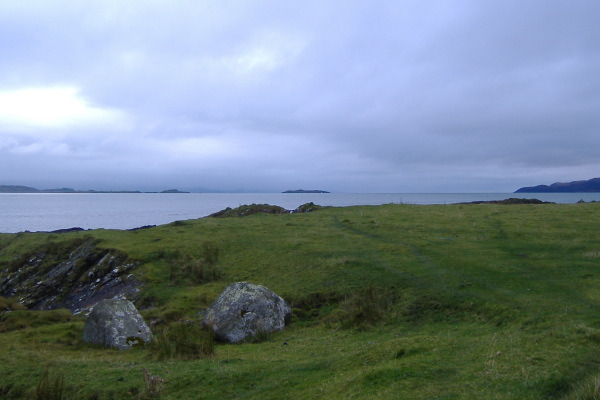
[82, 298, 153, 350]
[202, 282, 291, 343]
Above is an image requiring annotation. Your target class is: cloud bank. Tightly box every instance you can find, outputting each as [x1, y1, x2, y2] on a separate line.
[1, 0, 599, 192]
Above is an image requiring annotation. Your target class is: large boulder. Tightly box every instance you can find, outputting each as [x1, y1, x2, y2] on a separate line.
[82, 298, 153, 350]
[202, 282, 291, 343]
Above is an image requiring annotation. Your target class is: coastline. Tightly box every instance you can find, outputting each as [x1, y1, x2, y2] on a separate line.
[2, 192, 600, 234]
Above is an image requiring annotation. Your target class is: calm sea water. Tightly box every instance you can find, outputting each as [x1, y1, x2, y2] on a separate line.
[1, 192, 599, 233]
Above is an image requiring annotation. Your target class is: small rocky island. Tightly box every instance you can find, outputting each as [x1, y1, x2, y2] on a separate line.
[282, 189, 329, 193]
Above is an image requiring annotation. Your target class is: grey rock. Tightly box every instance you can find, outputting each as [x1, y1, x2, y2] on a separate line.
[82, 299, 153, 350]
[202, 282, 291, 343]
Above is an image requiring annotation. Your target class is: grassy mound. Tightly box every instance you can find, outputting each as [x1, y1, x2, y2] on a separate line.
[1, 202, 600, 398]
[208, 203, 289, 217]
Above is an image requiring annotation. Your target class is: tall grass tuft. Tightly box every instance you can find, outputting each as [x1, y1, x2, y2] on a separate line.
[137, 368, 164, 400]
[149, 322, 215, 360]
[566, 375, 600, 400]
[201, 240, 220, 266]
[186, 259, 222, 284]
[0, 309, 72, 333]
[0, 296, 27, 312]
[248, 328, 273, 344]
[324, 285, 398, 329]
[167, 240, 223, 285]
[34, 365, 65, 400]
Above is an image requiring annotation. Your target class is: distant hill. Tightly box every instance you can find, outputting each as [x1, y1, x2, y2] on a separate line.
[0, 185, 188, 194]
[160, 189, 190, 193]
[0, 185, 41, 193]
[283, 189, 330, 193]
[515, 177, 600, 193]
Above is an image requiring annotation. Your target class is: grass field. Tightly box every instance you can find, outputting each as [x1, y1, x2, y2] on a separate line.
[1, 202, 600, 399]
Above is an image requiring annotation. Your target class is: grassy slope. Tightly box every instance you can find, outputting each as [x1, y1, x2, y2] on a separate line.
[1, 203, 600, 399]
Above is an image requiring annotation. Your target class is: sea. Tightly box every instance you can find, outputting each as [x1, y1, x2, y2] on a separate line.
[1, 192, 599, 234]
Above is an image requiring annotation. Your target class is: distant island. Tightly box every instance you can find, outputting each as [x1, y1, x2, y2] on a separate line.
[159, 189, 190, 193]
[282, 189, 330, 193]
[515, 177, 600, 193]
[0, 185, 189, 194]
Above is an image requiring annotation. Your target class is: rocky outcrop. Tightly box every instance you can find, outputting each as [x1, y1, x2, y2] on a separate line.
[463, 198, 553, 205]
[0, 237, 141, 314]
[208, 204, 289, 218]
[208, 203, 325, 218]
[82, 298, 153, 350]
[202, 282, 291, 343]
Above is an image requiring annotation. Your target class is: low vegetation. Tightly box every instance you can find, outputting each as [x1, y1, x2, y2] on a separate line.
[149, 321, 215, 361]
[1, 202, 600, 398]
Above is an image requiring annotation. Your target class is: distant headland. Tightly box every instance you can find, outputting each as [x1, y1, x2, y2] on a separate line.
[282, 189, 330, 193]
[0, 185, 189, 194]
[515, 177, 600, 193]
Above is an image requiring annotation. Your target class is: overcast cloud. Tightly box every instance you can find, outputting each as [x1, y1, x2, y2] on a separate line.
[1, 0, 599, 192]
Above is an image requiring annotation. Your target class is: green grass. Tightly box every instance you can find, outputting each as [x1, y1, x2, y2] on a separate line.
[149, 321, 215, 361]
[1, 202, 600, 398]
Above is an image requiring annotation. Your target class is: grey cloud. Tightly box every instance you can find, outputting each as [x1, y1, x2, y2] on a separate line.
[1, 1, 599, 192]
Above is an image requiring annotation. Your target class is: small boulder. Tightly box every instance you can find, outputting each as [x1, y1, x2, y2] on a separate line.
[82, 298, 153, 350]
[202, 282, 291, 343]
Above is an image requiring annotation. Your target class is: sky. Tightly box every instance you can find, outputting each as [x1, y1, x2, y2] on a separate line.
[1, 1, 599, 193]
